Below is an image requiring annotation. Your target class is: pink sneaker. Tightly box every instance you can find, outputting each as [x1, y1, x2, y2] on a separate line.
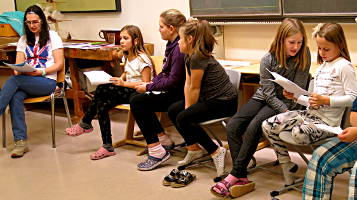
[90, 147, 116, 160]
[65, 124, 93, 136]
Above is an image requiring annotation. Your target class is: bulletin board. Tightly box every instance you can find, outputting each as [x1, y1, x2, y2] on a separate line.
[15, 0, 121, 13]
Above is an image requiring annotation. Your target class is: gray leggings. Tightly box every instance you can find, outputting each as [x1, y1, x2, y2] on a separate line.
[262, 110, 335, 164]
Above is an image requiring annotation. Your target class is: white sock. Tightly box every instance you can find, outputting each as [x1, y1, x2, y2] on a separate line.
[148, 144, 166, 159]
[158, 134, 173, 146]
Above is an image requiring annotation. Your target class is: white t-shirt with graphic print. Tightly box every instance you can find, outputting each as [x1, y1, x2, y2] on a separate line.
[121, 54, 153, 82]
[16, 30, 63, 80]
[297, 57, 357, 126]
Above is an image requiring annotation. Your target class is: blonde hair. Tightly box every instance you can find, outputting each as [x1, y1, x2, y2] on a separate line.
[312, 23, 350, 64]
[269, 18, 309, 71]
[179, 18, 216, 58]
[160, 9, 186, 30]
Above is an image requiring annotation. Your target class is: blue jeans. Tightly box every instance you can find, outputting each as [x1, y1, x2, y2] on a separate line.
[0, 75, 56, 141]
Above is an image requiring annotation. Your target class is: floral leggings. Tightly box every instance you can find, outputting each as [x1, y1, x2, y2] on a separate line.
[262, 110, 335, 164]
[81, 84, 138, 147]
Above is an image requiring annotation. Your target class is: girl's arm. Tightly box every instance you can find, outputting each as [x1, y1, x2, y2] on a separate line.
[184, 68, 191, 108]
[14, 51, 26, 75]
[112, 66, 151, 89]
[259, 54, 289, 112]
[185, 69, 203, 109]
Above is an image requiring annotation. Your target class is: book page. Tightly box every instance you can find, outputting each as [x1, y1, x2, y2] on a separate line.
[83, 71, 113, 85]
[312, 123, 343, 135]
[267, 69, 309, 98]
[3, 62, 37, 72]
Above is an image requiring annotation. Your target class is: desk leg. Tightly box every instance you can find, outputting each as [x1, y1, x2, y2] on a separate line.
[68, 58, 84, 122]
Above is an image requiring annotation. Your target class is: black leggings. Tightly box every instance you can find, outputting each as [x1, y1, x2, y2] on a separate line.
[82, 84, 138, 146]
[168, 98, 237, 155]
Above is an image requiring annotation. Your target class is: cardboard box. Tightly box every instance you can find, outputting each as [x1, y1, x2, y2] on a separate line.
[0, 24, 18, 37]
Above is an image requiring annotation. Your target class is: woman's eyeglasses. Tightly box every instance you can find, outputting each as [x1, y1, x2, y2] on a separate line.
[25, 20, 41, 26]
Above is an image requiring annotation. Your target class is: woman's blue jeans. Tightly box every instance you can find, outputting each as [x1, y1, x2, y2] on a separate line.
[0, 75, 56, 141]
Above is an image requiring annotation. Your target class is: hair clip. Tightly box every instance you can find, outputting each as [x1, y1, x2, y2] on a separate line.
[28, 11, 35, 14]
[312, 23, 324, 38]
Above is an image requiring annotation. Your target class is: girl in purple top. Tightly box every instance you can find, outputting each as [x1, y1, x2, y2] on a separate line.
[132, 9, 186, 171]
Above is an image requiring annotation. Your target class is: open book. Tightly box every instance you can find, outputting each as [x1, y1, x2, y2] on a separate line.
[3, 62, 36, 72]
[83, 70, 113, 85]
[267, 69, 309, 98]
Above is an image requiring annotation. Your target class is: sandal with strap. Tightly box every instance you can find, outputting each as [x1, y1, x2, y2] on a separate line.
[210, 180, 232, 197]
[171, 170, 196, 188]
[90, 147, 116, 160]
[229, 180, 255, 198]
[66, 124, 93, 136]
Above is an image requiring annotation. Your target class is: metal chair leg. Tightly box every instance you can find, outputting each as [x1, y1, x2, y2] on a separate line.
[51, 94, 56, 148]
[62, 94, 72, 127]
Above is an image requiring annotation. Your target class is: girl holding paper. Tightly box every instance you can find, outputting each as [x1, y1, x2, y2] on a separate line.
[262, 23, 357, 186]
[211, 18, 311, 198]
[0, 5, 64, 158]
[65, 25, 154, 160]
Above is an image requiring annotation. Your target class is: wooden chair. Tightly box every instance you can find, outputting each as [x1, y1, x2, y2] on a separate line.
[113, 56, 164, 148]
[2, 65, 72, 148]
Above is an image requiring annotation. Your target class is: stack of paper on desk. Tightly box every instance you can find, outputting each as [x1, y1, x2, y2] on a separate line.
[267, 69, 309, 98]
[83, 70, 112, 85]
[3, 62, 36, 72]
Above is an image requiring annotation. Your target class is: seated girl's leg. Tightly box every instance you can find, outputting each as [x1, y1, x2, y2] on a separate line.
[303, 138, 357, 200]
[262, 110, 303, 185]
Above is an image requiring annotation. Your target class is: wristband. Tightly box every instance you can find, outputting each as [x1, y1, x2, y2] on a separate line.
[41, 69, 46, 77]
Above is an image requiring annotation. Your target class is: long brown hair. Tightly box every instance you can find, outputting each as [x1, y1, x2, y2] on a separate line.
[121, 25, 156, 75]
[160, 9, 186, 31]
[312, 23, 350, 64]
[269, 18, 309, 71]
[179, 18, 216, 58]
[24, 5, 50, 48]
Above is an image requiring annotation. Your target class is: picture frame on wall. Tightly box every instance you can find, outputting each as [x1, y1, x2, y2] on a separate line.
[15, 0, 121, 13]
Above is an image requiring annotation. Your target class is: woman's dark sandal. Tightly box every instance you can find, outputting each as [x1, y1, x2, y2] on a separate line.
[171, 171, 196, 188]
[163, 169, 180, 186]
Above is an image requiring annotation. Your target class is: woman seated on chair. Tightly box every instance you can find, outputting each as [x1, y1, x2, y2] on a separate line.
[65, 25, 154, 160]
[167, 19, 237, 177]
[0, 5, 64, 158]
[210, 18, 311, 198]
[302, 97, 357, 200]
[262, 23, 357, 187]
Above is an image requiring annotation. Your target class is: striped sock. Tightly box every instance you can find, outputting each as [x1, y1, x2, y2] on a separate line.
[148, 144, 166, 159]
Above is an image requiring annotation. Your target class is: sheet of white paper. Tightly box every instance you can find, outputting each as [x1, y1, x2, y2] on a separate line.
[83, 71, 113, 85]
[267, 69, 309, 98]
[217, 59, 251, 67]
[313, 124, 343, 135]
[3, 62, 37, 72]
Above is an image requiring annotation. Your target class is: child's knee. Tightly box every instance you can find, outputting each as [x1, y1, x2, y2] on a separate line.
[291, 126, 311, 144]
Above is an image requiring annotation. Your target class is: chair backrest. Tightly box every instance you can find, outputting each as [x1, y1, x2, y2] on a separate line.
[150, 56, 164, 76]
[224, 68, 241, 93]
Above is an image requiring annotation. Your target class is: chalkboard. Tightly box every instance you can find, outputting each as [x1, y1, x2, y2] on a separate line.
[190, 0, 357, 22]
[283, 0, 357, 16]
[15, 0, 121, 13]
[190, 0, 281, 18]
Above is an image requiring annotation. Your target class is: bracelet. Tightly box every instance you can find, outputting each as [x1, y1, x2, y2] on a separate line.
[41, 69, 46, 77]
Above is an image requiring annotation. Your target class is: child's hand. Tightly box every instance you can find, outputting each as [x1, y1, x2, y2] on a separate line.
[309, 93, 329, 108]
[135, 83, 148, 93]
[338, 127, 357, 142]
[283, 90, 297, 101]
[110, 77, 124, 86]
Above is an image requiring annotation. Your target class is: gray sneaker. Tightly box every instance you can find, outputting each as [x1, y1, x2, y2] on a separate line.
[137, 152, 170, 171]
[11, 140, 29, 158]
